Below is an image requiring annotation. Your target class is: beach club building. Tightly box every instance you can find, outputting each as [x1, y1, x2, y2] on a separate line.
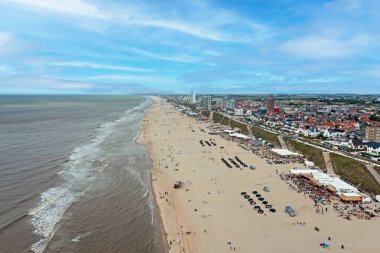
[289, 169, 370, 203]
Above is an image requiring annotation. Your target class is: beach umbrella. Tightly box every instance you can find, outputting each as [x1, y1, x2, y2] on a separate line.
[258, 197, 264, 201]
[262, 201, 268, 205]
[244, 195, 250, 199]
[241, 192, 247, 195]
[256, 194, 261, 197]
[248, 198, 253, 202]
[252, 191, 258, 194]
[270, 209, 276, 212]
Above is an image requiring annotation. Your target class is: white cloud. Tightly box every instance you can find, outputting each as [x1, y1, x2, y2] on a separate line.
[362, 65, 380, 78]
[0, 31, 31, 56]
[126, 18, 231, 42]
[302, 77, 348, 83]
[2, 0, 110, 19]
[1, 0, 265, 42]
[0, 76, 93, 94]
[0, 64, 13, 73]
[51, 61, 154, 72]
[128, 47, 200, 63]
[280, 34, 372, 59]
[0, 32, 12, 47]
[87, 74, 177, 84]
[0, 32, 14, 55]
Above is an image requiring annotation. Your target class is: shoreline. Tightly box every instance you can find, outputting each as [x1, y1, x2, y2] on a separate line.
[136, 98, 169, 253]
[138, 97, 380, 253]
[137, 97, 197, 253]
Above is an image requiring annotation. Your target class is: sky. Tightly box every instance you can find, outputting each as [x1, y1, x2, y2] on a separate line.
[0, 0, 379, 94]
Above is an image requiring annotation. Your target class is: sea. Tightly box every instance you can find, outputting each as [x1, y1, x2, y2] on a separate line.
[0, 95, 165, 253]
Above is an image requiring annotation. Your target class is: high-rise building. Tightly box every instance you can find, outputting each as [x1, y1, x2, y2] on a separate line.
[266, 94, 275, 115]
[211, 98, 224, 110]
[191, 90, 196, 104]
[366, 126, 380, 142]
[225, 99, 235, 109]
[201, 96, 211, 111]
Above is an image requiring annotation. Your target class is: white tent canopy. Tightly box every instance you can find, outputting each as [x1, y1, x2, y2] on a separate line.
[271, 148, 301, 156]
[229, 133, 250, 139]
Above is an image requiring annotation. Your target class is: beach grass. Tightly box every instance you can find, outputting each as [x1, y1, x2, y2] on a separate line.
[330, 153, 380, 195]
[230, 120, 249, 135]
[285, 138, 326, 171]
[251, 126, 281, 147]
[212, 112, 229, 125]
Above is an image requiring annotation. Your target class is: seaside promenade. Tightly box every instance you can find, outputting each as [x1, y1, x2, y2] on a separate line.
[138, 98, 380, 253]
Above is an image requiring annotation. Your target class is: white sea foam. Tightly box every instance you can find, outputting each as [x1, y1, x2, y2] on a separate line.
[28, 100, 150, 253]
[142, 187, 149, 198]
[71, 232, 90, 243]
[148, 196, 155, 224]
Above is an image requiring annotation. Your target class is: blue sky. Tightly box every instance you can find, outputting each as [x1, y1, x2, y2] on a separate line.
[0, 0, 379, 94]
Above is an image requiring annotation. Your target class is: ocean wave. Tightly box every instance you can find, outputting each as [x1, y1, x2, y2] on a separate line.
[142, 187, 149, 198]
[71, 232, 90, 243]
[148, 196, 155, 224]
[28, 99, 150, 253]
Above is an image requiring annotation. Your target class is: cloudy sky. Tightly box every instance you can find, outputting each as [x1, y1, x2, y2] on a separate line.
[0, 0, 379, 94]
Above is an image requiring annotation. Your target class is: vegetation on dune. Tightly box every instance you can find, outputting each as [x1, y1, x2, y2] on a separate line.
[211, 112, 249, 134]
[374, 166, 380, 176]
[285, 138, 326, 171]
[212, 112, 229, 125]
[185, 104, 197, 110]
[174, 101, 197, 110]
[252, 126, 281, 147]
[201, 110, 210, 118]
[330, 153, 380, 195]
[230, 120, 249, 135]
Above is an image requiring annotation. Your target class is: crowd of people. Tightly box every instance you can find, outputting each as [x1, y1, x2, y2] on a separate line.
[281, 173, 334, 205]
[333, 202, 380, 220]
[251, 140, 304, 165]
[280, 173, 380, 220]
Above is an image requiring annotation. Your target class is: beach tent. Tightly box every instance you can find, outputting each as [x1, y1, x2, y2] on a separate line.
[305, 160, 315, 167]
[271, 148, 301, 157]
[362, 197, 371, 204]
[339, 192, 363, 202]
[229, 133, 250, 139]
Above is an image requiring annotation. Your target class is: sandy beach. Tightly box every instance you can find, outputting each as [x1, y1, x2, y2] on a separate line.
[138, 97, 380, 253]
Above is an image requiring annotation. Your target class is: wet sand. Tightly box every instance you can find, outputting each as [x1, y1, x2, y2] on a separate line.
[138, 98, 380, 253]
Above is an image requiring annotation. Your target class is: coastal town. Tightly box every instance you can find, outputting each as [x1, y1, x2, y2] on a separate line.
[139, 95, 380, 253]
[174, 92, 380, 162]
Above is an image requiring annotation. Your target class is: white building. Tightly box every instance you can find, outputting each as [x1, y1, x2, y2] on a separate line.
[211, 98, 224, 110]
[234, 108, 244, 116]
[366, 142, 380, 155]
[225, 99, 235, 109]
[191, 90, 196, 104]
[323, 129, 346, 138]
[304, 128, 320, 138]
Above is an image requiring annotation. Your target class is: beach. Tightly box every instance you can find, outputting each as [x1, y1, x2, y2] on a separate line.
[138, 97, 380, 253]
